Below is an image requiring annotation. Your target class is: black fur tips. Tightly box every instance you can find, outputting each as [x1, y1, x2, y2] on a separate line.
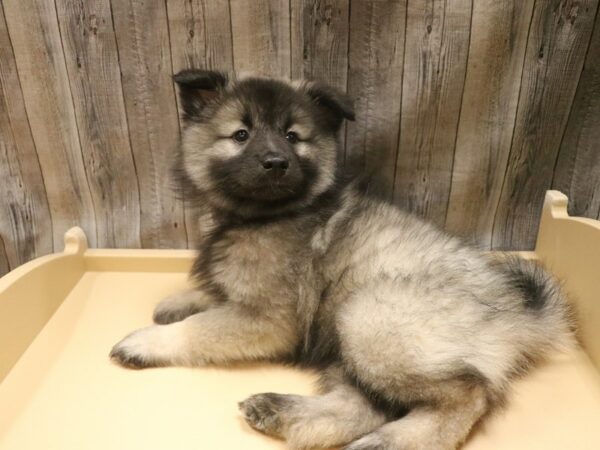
[500, 256, 555, 311]
[173, 69, 229, 118]
[173, 69, 228, 90]
[305, 82, 355, 121]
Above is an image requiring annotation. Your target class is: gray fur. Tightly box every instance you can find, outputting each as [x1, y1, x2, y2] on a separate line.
[110, 71, 576, 450]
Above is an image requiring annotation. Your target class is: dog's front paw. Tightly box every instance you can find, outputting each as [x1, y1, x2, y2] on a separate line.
[110, 326, 174, 369]
[239, 393, 295, 437]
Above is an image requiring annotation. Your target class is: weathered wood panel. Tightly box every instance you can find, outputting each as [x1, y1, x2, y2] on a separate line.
[344, 0, 407, 198]
[55, 0, 141, 248]
[492, 0, 600, 250]
[553, 8, 600, 220]
[0, 237, 8, 276]
[111, 0, 187, 248]
[290, 0, 349, 84]
[445, 0, 535, 245]
[0, 3, 52, 269]
[1, 0, 600, 276]
[230, 0, 291, 77]
[291, 0, 349, 151]
[166, 0, 234, 246]
[166, 0, 234, 71]
[393, 0, 472, 226]
[3, 0, 97, 250]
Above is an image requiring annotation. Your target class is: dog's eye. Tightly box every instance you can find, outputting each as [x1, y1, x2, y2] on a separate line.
[285, 131, 299, 144]
[233, 129, 249, 143]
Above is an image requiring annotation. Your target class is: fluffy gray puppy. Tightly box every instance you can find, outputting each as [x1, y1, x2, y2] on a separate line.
[110, 70, 575, 450]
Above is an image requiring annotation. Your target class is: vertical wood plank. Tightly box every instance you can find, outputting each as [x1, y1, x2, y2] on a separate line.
[492, 0, 599, 250]
[0, 237, 8, 277]
[445, 0, 535, 246]
[111, 0, 187, 248]
[229, 0, 291, 77]
[55, 0, 141, 248]
[166, 0, 234, 246]
[553, 8, 600, 220]
[290, 0, 349, 151]
[344, 0, 407, 198]
[290, 0, 349, 85]
[0, 3, 53, 272]
[166, 0, 234, 71]
[1, 0, 599, 262]
[392, 0, 472, 227]
[3, 0, 97, 249]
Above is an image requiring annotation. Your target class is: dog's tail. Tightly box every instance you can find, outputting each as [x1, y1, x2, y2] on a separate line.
[502, 255, 577, 357]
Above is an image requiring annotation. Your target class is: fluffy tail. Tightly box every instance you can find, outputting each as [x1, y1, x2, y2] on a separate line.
[502, 255, 577, 356]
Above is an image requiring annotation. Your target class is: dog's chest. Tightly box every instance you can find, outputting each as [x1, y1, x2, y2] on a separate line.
[206, 224, 307, 304]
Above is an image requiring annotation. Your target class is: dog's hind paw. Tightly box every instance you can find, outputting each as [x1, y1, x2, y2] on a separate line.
[239, 393, 295, 437]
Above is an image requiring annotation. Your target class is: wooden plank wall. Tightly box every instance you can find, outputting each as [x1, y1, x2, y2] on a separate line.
[0, 0, 599, 275]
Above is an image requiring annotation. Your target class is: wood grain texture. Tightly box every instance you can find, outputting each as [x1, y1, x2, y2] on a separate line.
[55, 0, 141, 248]
[111, 0, 187, 248]
[0, 3, 52, 270]
[344, 0, 407, 198]
[445, 0, 535, 245]
[290, 0, 349, 84]
[552, 7, 600, 220]
[3, 0, 97, 250]
[392, 0, 472, 227]
[230, 0, 291, 77]
[166, 0, 233, 71]
[2, 0, 600, 275]
[166, 0, 234, 246]
[0, 237, 8, 276]
[291, 0, 349, 150]
[492, 0, 600, 250]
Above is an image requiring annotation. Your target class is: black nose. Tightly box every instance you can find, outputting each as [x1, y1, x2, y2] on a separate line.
[261, 156, 289, 172]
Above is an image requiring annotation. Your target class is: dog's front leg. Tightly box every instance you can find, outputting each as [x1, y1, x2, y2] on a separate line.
[110, 303, 297, 369]
[152, 289, 217, 324]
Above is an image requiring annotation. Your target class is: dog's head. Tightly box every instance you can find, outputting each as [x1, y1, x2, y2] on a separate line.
[173, 70, 354, 218]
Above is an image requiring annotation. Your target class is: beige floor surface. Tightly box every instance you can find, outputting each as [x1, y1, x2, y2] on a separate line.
[1, 270, 600, 450]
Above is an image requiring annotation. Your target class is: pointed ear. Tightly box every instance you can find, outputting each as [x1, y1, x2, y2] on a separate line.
[173, 69, 229, 118]
[303, 81, 355, 129]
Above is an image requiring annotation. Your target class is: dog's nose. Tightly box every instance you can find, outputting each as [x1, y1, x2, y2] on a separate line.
[261, 156, 289, 173]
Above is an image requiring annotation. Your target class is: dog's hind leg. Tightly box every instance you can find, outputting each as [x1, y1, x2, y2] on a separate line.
[239, 377, 388, 449]
[345, 382, 489, 450]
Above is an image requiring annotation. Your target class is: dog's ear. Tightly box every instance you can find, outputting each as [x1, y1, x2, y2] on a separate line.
[303, 81, 355, 129]
[173, 69, 229, 118]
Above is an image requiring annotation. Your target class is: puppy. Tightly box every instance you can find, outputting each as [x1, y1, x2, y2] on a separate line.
[110, 70, 575, 450]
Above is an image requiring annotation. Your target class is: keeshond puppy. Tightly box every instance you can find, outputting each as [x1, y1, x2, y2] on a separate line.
[111, 70, 575, 450]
